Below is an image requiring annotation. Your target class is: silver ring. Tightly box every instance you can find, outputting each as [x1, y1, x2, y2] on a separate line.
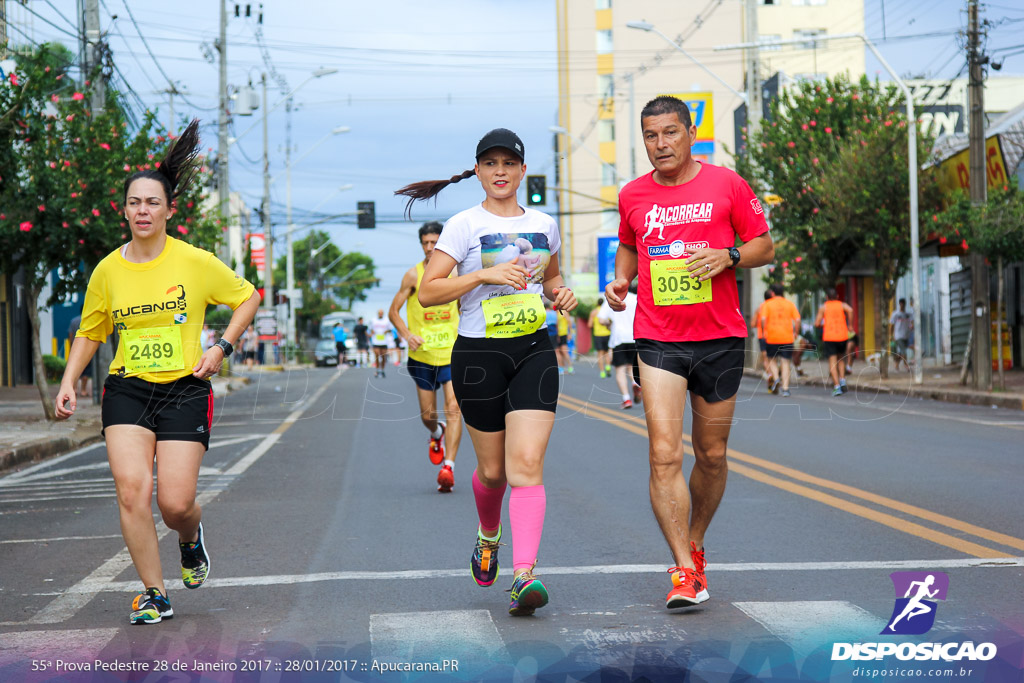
[705, 263, 712, 272]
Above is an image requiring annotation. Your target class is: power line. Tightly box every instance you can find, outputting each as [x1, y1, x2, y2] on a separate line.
[18, 1, 82, 41]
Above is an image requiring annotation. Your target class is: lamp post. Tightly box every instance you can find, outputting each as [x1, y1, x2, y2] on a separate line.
[714, 32, 923, 385]
[283, 127, 351, 357]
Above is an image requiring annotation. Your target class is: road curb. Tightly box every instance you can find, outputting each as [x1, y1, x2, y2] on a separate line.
[742, 369, 1024, 411]
[0, 376, 254, 474]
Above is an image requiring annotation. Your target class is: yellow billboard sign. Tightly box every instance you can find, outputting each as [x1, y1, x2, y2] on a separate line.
[661, 91, 714, 141]
[937, 135, 1010, 193]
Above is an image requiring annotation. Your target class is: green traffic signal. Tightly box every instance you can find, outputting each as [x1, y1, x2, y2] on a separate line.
[526, 175, 546, 206]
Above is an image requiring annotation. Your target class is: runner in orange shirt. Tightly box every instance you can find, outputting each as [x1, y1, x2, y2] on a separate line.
[760, 283, 800, 397]
[751, 289, 774, 386]
[814, 287, 854, 396]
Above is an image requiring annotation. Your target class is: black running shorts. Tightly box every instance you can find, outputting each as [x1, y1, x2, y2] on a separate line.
[635, 337, 745, 403]
[451, 328, 559, 432]
[765, 342, 794, 360]
[593, 336, 610, 352]
[822, 340, 847, 358]
[611, 342, 637, 368]
[101, 374, 213, 449]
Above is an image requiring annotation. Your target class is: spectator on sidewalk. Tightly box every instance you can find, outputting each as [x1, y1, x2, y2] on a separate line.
[890, 298, 913, 372]
[67, 315, 92, 399]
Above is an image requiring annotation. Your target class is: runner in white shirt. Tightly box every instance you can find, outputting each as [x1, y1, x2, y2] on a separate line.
[396, 128, 577, 617]
[597, 281, 641, 409]
[369, 310, 394, 378]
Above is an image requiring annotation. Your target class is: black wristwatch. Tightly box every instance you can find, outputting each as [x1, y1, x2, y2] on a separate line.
[215, 338, 234, 357]
[727, 247, 741, 269]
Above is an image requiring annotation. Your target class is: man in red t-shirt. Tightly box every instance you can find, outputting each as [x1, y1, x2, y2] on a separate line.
[606, 95, 774, 611]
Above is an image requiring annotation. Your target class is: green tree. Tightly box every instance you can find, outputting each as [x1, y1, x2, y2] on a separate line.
[0, 45, 223, 418]
[738, 73, 940, 376]
[935, 185, 1024, 388]
[273, 230, 376, 336]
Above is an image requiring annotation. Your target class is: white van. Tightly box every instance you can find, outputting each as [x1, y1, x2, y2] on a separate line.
[314, 312, 358, 366]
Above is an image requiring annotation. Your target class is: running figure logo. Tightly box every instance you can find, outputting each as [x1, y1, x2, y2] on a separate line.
[642, 204, 666, 242]
[882, 571, 949, 635]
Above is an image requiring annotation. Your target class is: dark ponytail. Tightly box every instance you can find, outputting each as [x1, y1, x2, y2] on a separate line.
[122, 118, 203, 205]
[395, 169, 475, 220]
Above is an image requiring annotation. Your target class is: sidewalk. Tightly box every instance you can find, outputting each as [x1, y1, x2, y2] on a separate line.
[0, 373, 252, 474]
[745, 356, 1024, 410]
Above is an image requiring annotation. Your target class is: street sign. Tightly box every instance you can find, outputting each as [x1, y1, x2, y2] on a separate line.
[255, 310, 278, 340]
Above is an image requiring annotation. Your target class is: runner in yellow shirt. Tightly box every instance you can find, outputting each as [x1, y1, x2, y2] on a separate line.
[589, 299, 612, 377]
[55, 120, 261, 625]
[389, 222, 463, 492]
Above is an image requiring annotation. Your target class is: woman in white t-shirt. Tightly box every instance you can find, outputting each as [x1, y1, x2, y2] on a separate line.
[396, 128, 577, 617]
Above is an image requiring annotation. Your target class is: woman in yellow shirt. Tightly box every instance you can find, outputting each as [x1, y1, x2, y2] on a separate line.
[55, 120, 261, 625]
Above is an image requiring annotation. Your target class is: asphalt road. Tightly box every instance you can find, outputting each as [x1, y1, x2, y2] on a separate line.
[1, 362, 1022, 682]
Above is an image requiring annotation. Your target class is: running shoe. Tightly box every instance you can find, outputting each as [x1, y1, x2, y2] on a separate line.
[795, 367, 805, 377]
[832, 386, 843, 397]
[600, 370, 608, 379]
[507, 565, 549, 616]
[666, 565, 709, 609]
[429, 422, 446, 465]
[840, 379, 848, 394]
[179, 522, 210, 589]
[781, 389, 791, 397]
[130, 588, 173, 625]
[605, 365, 612, 374]
[768, 378, 779, 394]
[567, 366, 574, 375]
[471, 527, 502, 587]
[437, 464, 454, 493]
[633, 384, 642, 405]
[621, 398, 633, 410]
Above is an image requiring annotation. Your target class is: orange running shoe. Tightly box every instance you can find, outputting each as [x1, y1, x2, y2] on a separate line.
[428, 421, 446, 465]
[666, 543, 709, 609]
[437, 464, 454, 493]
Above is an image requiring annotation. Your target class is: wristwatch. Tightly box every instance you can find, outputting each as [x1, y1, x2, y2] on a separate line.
[727, 247, 741, 269]
[215, 338, 234, 357]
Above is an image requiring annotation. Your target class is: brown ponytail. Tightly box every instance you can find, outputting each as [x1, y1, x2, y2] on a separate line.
[395, 169, 475, 220]
[122, 118, 203, 204]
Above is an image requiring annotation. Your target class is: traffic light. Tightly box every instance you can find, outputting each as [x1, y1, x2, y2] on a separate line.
[357, 201, 375, 229]
[526, 175, 546, 206]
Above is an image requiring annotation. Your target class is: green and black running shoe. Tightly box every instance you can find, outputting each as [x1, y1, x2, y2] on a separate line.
[130, 587, 173, 625]
[507, 564, 549, 617]
[179, 522, 210, 589]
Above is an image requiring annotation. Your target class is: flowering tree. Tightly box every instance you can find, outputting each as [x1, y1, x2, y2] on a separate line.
[738, 74, 941, 376]
[0, 45, 222, 418]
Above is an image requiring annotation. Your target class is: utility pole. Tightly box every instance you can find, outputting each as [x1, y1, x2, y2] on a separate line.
[967, 0, 991, 390]
[1, 0, 8, 58]
[285, 97, 296, 358]
[217, 0, 230, 268]
[626, 73, 636, 180]
[261, 73, 273, 317]
[83, 0, 103, 112]
[744, 0, 766, 370]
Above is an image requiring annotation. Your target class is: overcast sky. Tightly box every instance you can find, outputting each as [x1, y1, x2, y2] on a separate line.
[8, 0, 1024, 316]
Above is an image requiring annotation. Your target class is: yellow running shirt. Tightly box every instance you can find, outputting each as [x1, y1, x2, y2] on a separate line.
[77, 237, 256, 383]
[407, 261, 459, 366]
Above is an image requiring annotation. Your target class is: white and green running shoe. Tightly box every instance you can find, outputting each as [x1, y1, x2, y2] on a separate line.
[179, 522, 210, 589]
[130, 588, 173, 625]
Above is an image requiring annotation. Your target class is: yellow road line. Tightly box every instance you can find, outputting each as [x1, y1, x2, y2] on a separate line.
[558, 393, 1016, 558]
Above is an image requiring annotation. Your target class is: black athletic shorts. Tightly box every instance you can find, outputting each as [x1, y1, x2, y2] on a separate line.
[451, 328, 559, 432]
[335, 342, 347, 355]
[765, 343, 794, 360]
[635, 337, 745, 403]
[101, 374, 213, 449]
[407, 358, 452, 392]
[822, 340, 847, 358]
[758, 338, 767, 352]
[593, 335, 610, 352]
[557, 335, 568, 347]
[611, 342, 637, 368]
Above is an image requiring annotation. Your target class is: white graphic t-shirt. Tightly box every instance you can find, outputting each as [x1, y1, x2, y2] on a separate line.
[369, 317, 393, 346]
[434, 204, 561, 338]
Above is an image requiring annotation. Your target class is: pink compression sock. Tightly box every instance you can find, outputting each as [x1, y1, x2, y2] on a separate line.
[472, 470, 506, 533]
[509, 485, 547, 572]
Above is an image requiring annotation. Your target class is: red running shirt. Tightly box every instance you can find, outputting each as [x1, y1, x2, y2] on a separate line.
[618, 164, 769, 342]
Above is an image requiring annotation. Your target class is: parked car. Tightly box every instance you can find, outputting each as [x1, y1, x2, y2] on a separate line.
[314, 338, 339, 367]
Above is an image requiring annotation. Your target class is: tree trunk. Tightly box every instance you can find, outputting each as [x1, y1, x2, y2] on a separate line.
[997, 254, 1005, 390]
[874, 277, 890, 379]
[26, 281, 57, 421]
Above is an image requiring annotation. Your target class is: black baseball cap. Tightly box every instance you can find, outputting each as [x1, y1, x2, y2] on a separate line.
[476, 128, 525, 161]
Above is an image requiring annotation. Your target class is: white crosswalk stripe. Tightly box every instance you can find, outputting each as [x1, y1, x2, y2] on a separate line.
[733, 600, 886, 658]
[0, 628, 120, 668]
[370, 610, 506, 677]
